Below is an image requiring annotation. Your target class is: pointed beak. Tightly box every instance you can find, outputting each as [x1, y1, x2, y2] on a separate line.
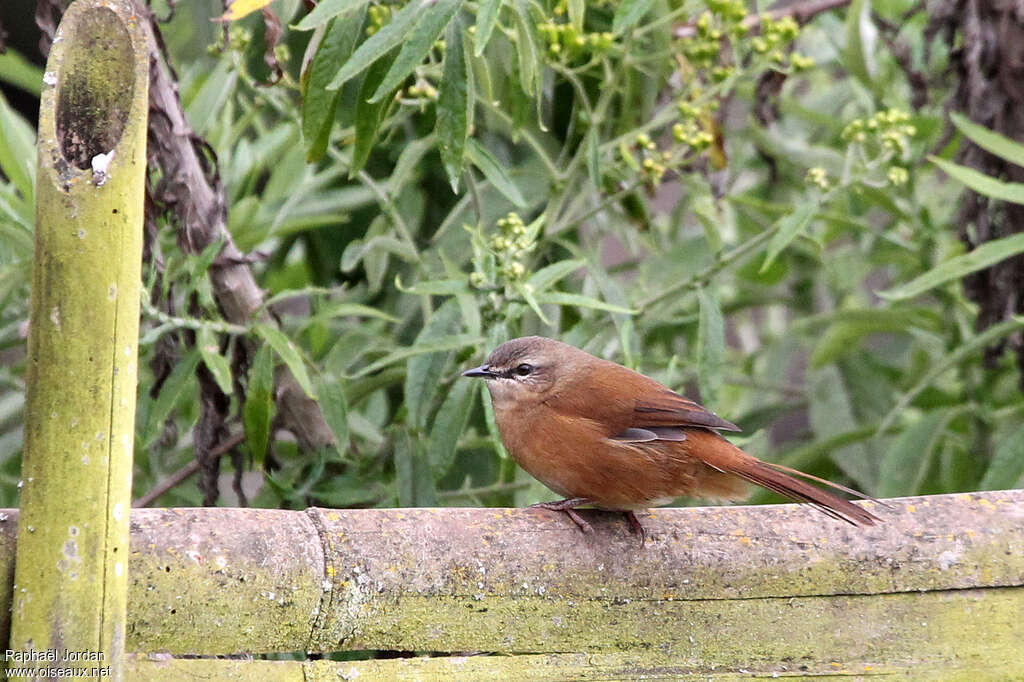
[462, 364, 496, 379]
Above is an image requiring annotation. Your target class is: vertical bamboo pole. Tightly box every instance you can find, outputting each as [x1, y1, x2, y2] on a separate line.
[9, 0, 148, 679]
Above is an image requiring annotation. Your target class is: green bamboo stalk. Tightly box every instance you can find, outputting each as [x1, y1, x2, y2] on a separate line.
[9, 0, 148, 679]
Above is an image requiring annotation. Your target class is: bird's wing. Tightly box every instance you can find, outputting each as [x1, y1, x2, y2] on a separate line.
[632, 390, 740, 432]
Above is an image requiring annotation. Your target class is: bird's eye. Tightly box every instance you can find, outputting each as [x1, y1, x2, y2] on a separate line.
[513, 363, 534, 377]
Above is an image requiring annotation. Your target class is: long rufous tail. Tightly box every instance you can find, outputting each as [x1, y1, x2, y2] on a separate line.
[732, 459, 881, 526]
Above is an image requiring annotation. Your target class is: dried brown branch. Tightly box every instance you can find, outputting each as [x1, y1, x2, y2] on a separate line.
[137, 2, 335, 454]
[133, 432, 246, 508]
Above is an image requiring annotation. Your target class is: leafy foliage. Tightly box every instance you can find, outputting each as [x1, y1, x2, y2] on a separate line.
[1, 0, 1023, 511]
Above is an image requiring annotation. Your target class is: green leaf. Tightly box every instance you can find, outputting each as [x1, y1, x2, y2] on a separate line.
[760, 202, 817, 273]
[198, 327, 234, 395]
[879, 231, 1024, 301]
[326, 0, 421, 90]
[876, 317, 1024, 436]
[312, 301, 399, 323]
[696, 287, 725, 408]
[531, 291, 636, 314]
[876, 410, 954, 497]
[950, 112, 1024, 169]
[243, 343, 275, 467]
[395, 276, 471, 296]
[466, 139, 527, 207]
[612, 0, 656, 34]
[525, 259, 585, 293]
[354, 334, 485, 377]
[810, 308, 941, 368]
[979, 423, 1024, 490]
[513, 281, 552, 325]
[302, 10, 366, 161]
[842, 0, 876, 91]
[929, 155, 1024, 204]
[586, 126, 600, 188]
[294, 0, 373, 30]
[392, 426, 437, 506]
[143, 350, 202, 448]
[567, 0, 584, 31]
[808, 366, 876, 489]
[474, 0, 503, 55]
[0, 48, 44, 96]
[316, 374, 350, 459]
[369, 0, 463, 102]
[406, 301, 462, 429]
[437, 16, 473, 191]
[0, 92, 36, 201]
[427, 379, 475, 477]
[254, 323, 317, 398]
[351, 54, 398, 176]
[510, 0, 540, 99]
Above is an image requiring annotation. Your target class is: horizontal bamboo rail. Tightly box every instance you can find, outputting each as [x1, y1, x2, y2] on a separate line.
[0, 490, 1020, 679]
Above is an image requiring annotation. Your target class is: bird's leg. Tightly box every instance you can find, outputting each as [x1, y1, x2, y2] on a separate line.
[624, 511, 647, 546]
[529, 497, 594, 534]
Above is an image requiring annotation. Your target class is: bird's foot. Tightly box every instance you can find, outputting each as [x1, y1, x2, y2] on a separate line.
[530, 498, 595, 535]
[624, 510, 647, 546]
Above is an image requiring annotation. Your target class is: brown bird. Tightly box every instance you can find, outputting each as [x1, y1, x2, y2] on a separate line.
[462, 336, 879, 540]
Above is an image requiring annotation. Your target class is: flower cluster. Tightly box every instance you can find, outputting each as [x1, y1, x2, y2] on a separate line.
[673, 96, 717, 151]
[840, 108, 916, 186]
[841, 108, 917, 157]
[366, 4, 393, 36]
[537, 21, 614, 62]
[469, 213, 537, 289]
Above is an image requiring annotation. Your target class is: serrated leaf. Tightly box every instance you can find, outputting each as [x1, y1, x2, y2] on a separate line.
[876, 317, 1024, 436]
[427, 379, 475, 476]
[354, 334, 485, 377]
[351, 54, 398, 176]
[697, 287, 725, 408]
[510, 0, 540, 99]
[327, 0, 421, 89]
[567, 0, 584, 31]
[0, 92, 35, 200]
[369, 0, 463, 102]
[514, 281, 552, 324]
[466, 138, 527, 206]
[143, 349, 202, 447]
[879, 231, 1024, 301]
[392, 426, 436, 506]
[612, 0, 656, 33]
[395, 276, 471, 296]
[531, 291, 636, 314]
[243, 343, 275, 466]
[302, 10, 366, 161]
[930, 155, 1024, 204]
[198, 327, 234, 395]
[254, 323, 316, 398]
[810, 308, 940, 368]
[406, 300, 462, 429]
[525, 259, 585, 293]
[316, 374, 350, 459]
[316, 301, 399, 323]
[979, 423, 1024, 490]
[586, 126, 600, 187]
[809, 366, 876, 489]
[437, 16, 472, 191]
[950, 112, 1024, 169]
[876, 410, 953, 497]
[761, 202, 817, 273]
[295, 0, 373, 30]
[842, 0, 877, 90]
[474, 0, 503, 55]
